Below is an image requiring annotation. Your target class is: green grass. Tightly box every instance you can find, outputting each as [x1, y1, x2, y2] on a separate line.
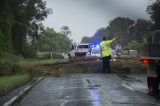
[16, 59, 60, 66]
[0, 74, 30, 96]
[111, 60, 147, 74]
[0, 59, 63, 96]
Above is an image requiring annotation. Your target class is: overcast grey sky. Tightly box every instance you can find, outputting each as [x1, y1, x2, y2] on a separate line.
[43, 0, 150, 43]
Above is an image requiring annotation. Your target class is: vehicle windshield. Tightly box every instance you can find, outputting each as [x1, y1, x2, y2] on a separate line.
[77, 45, 89, 49]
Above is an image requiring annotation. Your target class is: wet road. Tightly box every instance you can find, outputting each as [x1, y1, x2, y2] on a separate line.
[15, 74, 160, 106]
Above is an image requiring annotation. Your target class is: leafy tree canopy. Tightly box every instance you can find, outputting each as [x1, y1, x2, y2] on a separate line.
[0, 0, 52, 57]
[81, 36, 92, 43]
[147, 0, 160, 29]
[36, 27, 72, 53]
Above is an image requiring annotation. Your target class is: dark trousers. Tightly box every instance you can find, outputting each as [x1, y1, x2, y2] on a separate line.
[102, 55, 111, 73]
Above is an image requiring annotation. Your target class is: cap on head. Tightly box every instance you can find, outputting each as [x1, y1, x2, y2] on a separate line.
[103, 36, 107, 41]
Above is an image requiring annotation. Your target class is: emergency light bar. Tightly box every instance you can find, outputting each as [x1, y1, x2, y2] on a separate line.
[92, 45, 100, 48]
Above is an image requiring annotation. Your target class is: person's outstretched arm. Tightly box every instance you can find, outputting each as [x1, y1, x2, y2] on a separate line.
[107, 37, 118, 44]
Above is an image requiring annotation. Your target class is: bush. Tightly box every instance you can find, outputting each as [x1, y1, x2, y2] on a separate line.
[52, 53, 64, 59]
[0, 61, 13, 76]
[0, 51, 9, 58]
[22, 45, 37, 58]
[127, 41, 147, 54]
[111, 60, 147, 74]
[0, 61, 29, 76]
[38, 52, 64, 59]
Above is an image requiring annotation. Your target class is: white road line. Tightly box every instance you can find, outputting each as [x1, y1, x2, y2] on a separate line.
[3, 96, 18, 106]
[2, 77, 43, 106]
[122, 83, 135, 91]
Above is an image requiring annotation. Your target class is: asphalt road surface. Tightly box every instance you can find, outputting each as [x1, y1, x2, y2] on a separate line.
[15, 74, 160, 106]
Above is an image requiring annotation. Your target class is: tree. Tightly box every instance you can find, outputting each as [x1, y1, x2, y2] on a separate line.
[128, 19, 153, 43]
[107, 17, 134, 46]
[60, 26, 71, 37]
[12, 0, 52, 54]
[0, 0, 14, 52]
[91, 17, 134, 47]
[92, 17, 153, 49]
[147, 0, 160, 30]
[81, 36, 92, 43]
[127, 41, 146, 54]
[36, 27, 72, 53]
[0, 0, 52, 57]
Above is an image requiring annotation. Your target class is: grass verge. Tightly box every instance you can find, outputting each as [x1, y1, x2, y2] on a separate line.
[16, 59, 59, 66]
[0, 59, 64, 97]
[0, 74, 30, 96]
[111, 59, 147, 74]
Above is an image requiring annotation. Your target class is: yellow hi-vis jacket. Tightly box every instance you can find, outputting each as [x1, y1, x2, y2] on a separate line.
[100, 39, 115, 57]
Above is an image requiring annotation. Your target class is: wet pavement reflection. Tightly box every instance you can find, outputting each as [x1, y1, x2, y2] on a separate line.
[15, 74, 160, 106]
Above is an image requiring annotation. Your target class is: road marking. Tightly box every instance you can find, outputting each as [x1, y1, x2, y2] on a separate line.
[3, 86, 32, 106]
[2, 77, 43, 106]
[2, 96, 18, 106]
[122, 83, 135, 91]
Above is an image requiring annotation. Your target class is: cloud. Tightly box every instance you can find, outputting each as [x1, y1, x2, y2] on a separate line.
[44, 0, 150, 42]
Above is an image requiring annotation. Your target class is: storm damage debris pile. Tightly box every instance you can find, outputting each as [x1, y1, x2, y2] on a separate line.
[33, 59, 146, 77]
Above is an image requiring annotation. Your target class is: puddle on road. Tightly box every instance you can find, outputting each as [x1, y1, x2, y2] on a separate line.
[86, 79, 101, 90]
[86, 79, 96, 90]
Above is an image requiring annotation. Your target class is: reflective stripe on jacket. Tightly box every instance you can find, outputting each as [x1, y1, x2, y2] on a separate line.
[100, 39, 113, 57]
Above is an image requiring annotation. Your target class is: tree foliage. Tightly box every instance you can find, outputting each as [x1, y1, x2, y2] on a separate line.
[107, 17, 134, 46]
[129, 19, 153, 43]
[91, 17, 153, 51]
[127, 41, 146, 53]
[147, 0, 160, 30]
[0, 0, 52, 57]
[91, 17, 134, 47]
[61, 26, 72, 37]
[81, 36, 92, 43]
[0, 0, 14, 52]
[36, 27, 72, 53]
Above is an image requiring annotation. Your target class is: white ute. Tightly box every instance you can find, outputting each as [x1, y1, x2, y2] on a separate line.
[68, 43, 91, 59]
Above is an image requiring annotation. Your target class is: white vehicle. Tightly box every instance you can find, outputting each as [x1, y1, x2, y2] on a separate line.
[90, 45, 101, 58]
[68, 43, 91, 59]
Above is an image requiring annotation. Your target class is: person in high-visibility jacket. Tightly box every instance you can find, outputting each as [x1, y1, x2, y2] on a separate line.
[100, 36, 117, 73]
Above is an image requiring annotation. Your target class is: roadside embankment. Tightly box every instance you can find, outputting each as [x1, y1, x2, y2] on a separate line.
[0, 74, 30, 96]
[0, 59, 63, 96]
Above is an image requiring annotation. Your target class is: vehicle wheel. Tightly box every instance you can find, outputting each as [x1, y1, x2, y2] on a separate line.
[147, 63, 159, 98]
